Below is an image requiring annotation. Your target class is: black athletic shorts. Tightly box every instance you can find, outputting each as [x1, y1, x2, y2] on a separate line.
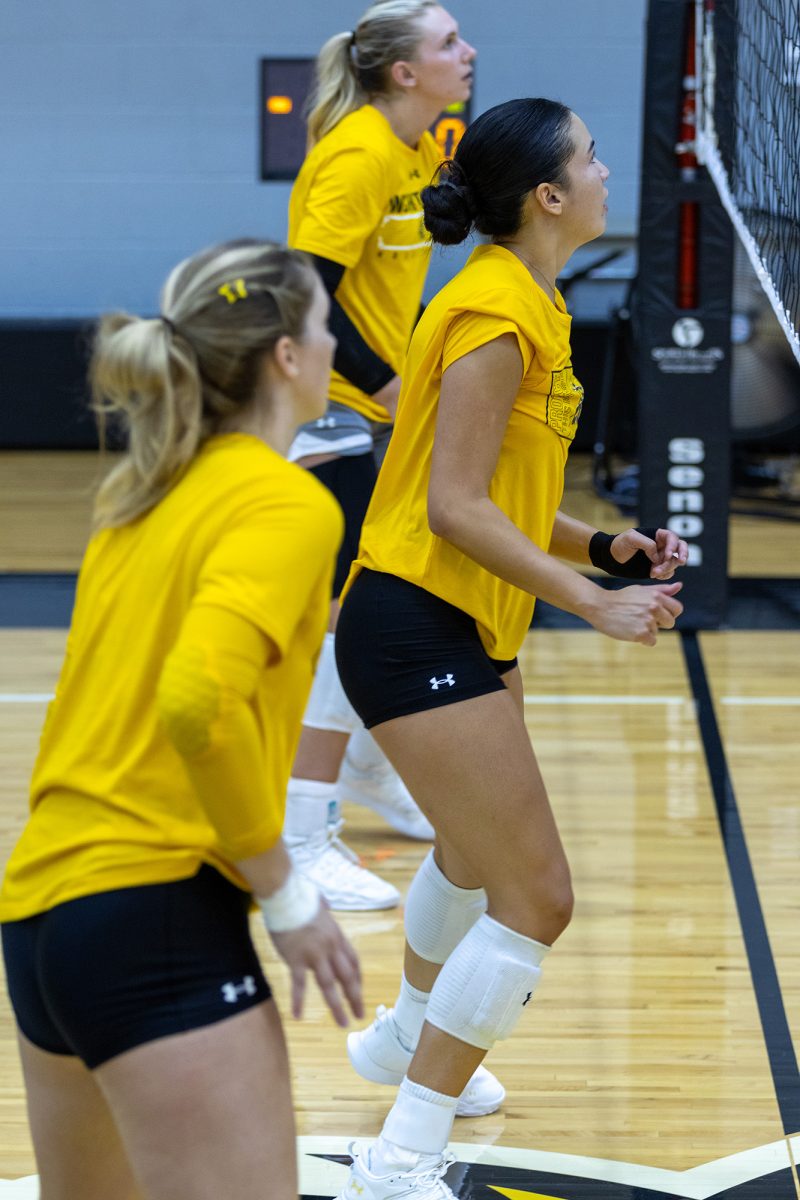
[1, 864, 270, 1069]
[335, 569, 517, 729]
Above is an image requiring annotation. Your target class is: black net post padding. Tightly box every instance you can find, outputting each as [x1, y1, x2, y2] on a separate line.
[634, 0, 736, 630]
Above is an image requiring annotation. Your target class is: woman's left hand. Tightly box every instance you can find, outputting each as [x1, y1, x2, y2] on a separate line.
[611, 528, 689, 580]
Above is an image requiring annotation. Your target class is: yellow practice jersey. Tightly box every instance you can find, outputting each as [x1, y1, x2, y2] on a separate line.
[288, 105, 441, 423]
[343, 243, 584, 661]
[0, 435, 342, 920]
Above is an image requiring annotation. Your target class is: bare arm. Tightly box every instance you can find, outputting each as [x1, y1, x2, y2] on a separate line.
[550, 511, 688, 580]
[427, 335, 682, 645]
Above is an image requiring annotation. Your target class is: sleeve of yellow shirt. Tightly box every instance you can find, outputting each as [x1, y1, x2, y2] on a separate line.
[191, 480, 343, 663]
[156, 603, 283, 861]
[442, 307, 535, 376]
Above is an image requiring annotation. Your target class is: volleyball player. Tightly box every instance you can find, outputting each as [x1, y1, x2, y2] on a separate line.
[0, 241, 362, 1200]
[283, 1, 477, 913]
[333, 100, 687, 1200]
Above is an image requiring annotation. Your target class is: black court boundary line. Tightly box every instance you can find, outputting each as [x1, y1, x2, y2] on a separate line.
[682, 630, 800, 1140]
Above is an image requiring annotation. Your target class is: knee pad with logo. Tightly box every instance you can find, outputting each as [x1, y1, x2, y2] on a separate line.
[425, 913, 548, 1050]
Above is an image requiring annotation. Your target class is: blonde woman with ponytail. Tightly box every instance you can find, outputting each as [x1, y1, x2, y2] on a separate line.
[283, 0, 479, 927]
[0, 240, 362, 1200]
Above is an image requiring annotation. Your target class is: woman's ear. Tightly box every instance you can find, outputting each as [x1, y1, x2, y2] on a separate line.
[271, 334, 300, 380]
[389, 59, 418, 91]
[533, 181, 564, 216]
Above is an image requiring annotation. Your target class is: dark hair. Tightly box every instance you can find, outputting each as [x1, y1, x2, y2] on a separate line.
[422, 98, 575, 245]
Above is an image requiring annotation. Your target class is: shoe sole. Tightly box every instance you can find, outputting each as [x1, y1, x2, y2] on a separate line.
[324, 893, 400, 911]
[347, 1034, 505, 1116]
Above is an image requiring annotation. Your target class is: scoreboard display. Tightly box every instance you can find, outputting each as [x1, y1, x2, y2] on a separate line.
[260, 57, 471, 180]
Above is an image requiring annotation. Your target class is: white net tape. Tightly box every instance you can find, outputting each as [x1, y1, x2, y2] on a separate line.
[694, 0, 800, 366]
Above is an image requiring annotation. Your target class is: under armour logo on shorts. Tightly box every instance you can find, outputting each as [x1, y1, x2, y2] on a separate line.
[221, 976, 258, 1003]
[430, 673, 455, 690]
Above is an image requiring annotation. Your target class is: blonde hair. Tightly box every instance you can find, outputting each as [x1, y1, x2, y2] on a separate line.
[306, 0, 440, 146]
[90, 240, 316, 529]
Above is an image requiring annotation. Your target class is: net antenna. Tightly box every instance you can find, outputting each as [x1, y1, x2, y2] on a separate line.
[694, 0, 800, 366]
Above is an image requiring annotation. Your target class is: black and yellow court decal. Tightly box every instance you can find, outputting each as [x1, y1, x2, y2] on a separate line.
[304, 1137, 800, 1199]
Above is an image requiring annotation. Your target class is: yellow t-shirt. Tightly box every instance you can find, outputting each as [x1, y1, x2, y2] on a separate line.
[342, 243, 584, 660]
[0, 434, 342, 921]
[288, 105, 441, 423]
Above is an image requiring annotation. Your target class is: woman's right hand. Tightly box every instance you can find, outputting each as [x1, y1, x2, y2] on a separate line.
[587, 581, 684, 646]
[268, 901, 363, 1028]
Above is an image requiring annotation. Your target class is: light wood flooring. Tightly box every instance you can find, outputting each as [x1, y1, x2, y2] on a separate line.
[1, 452, 799, 1194]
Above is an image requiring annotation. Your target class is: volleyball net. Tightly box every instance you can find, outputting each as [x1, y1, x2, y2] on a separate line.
[694, 0, 800, 366]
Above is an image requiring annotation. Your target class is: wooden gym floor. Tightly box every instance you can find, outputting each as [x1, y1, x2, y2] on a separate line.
[1, 451, 799, 1199]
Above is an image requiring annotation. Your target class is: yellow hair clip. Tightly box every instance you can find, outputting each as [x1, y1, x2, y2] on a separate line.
[218, 278, 248, 304]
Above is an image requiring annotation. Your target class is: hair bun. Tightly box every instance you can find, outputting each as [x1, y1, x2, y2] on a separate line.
[422, 161, 478, 246]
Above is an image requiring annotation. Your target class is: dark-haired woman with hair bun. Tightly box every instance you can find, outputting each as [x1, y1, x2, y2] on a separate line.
[333, 98, 688, 1200]
[0, 239, 362, 1200]
[281, 1, 479, 921]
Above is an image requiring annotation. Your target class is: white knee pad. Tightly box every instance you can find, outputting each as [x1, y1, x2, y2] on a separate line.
[404, 849, 487, 964]
[425, 914, 548, 1051]
[303, 633, 360, 734]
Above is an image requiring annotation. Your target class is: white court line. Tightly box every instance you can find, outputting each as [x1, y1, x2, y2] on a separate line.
[2, 693, 798, 707]
[296, 1133, 800, 1200]
[525, 694, 800, 706]
[4, 1133, 799, 1198]
[523, 693, 689, 705]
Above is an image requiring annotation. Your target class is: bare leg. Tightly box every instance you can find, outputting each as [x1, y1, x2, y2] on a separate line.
[94, 1001, 296, 1200]
[402, 665, 530, 992]
[371, 673, 572, 1099]
[16, 1030, 142, 1200]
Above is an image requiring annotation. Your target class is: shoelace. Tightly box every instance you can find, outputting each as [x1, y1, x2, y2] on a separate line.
[370, 1004, 415, 1053]
[325, 819, 362, 864]
[290, 821, 363, 870]
[403, 1151, 456, 1193]
[347, 1143, 456, 1196]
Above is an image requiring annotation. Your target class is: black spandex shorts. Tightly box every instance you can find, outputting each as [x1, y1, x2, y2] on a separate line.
[1, 864, 270, 1070]
[335, 569, 517, 729]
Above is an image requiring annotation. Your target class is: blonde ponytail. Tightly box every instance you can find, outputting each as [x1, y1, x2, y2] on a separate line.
[90, 240, 316, 529]
[90, 316, 209, 530]
[306, 0, 439, 146]
[306, 32, 364, 148]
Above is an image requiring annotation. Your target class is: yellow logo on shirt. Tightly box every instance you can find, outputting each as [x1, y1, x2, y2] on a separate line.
[546, 366, 584, 441]
[378, 191, 431, 255]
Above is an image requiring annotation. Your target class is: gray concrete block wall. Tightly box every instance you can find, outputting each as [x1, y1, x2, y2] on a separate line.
[2, 0, 646, 317]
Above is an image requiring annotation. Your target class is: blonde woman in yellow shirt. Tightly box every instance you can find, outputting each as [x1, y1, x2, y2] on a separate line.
[0, 240, 362, 1200]
[333, 100, 687, 1200]
[283, 1, 477, 916]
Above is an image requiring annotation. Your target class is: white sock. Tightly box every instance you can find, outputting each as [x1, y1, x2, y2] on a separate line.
[283, 778, 339, 840]
[371, 1077, 457, 1172]
[392, 974, 430, 1051]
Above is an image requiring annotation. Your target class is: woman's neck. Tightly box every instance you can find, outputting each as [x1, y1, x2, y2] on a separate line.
[493, 230, 572, 302]
[370, 94, 440, 149]
[217, 401, 295, 458]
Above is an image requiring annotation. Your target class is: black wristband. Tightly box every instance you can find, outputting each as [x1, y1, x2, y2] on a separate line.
[589, 527, 659, 579]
